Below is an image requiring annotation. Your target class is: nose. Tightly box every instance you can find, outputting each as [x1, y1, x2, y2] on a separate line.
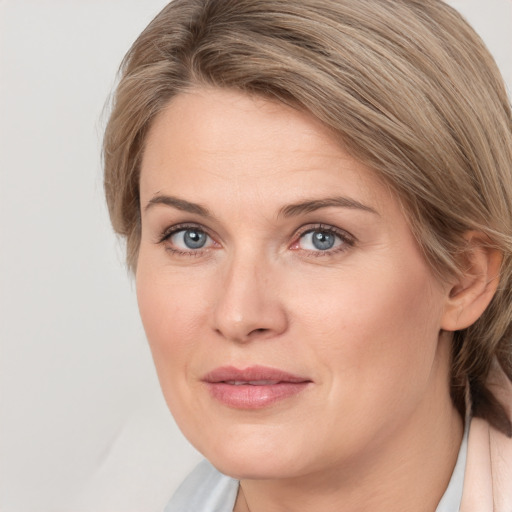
[212, 252, 289, 343]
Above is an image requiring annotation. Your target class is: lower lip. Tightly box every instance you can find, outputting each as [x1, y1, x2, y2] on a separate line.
[205, 382, 310, 409]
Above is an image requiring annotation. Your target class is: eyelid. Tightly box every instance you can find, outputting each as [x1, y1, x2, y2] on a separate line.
[156, 222, 221, 257]
[290, 223, 356, 252]
[157, 222, 211, 243]
[155, 222, 355, 256]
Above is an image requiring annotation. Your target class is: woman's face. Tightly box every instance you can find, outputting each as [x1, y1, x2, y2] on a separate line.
[137, 87, 454, 480]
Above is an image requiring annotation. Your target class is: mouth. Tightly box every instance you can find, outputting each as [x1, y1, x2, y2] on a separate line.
[202, 365, 312, 409]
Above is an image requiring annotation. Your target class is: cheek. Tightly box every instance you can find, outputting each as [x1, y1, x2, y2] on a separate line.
[297, 259, 445, 404]
[135, 263, 215, 435]
[135, 257, 208, 381]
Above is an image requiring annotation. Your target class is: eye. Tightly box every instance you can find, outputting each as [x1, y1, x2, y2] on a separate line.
[159, 225, 217, 253]
[172, 228, 209, 249]
[291, 225, 354, 254]
[301, 230, 339, 251]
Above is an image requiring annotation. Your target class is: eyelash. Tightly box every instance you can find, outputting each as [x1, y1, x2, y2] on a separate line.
[291, 224, 355, 257]
[156, 223, 356, 257]
[157, 223, 216, 257]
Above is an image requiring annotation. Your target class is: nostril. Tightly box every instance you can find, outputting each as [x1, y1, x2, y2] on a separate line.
[249, 328, 269, 337]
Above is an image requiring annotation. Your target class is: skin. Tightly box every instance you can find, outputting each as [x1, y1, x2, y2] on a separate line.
[137, 87, 465, 512]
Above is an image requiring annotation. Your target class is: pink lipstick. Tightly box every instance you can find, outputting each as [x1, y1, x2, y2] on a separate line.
[202, 365, 312, 409]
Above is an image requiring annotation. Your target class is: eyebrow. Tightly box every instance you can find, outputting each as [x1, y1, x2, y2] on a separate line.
[145, 194, 212, 217]
[144, 194, 378, 218]
[279, 197, 379, 217]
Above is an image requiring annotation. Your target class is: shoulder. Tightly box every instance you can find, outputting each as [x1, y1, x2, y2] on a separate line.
[489, 419, 512, 511]
[488, 367, 512, 512]
[461, 416, 512, 512]
[488, 361, 512, 510]
[461, 364, 512, 512]
[164, 459, 239, 512]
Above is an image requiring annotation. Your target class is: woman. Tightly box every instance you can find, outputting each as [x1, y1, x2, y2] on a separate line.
[103, 0, 512, 510]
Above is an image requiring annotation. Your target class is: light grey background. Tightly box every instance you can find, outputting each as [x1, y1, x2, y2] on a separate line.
[0, 1, 510, 511]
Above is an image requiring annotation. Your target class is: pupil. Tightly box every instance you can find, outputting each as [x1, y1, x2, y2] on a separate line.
[184, 230, 206, 249]
[312, 231, 335, 250]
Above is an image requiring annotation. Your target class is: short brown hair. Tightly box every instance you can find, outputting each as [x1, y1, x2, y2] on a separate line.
[103, 0, 512, 434]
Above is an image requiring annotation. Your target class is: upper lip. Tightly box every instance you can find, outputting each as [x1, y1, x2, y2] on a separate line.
[202, 365, 311, 384]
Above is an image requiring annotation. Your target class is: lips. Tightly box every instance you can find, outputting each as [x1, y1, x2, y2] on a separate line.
[202, 365, 312, 409]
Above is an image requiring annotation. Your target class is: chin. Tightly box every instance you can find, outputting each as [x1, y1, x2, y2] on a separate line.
[190, 422, 308, 480]
[208, 451, 301, 481]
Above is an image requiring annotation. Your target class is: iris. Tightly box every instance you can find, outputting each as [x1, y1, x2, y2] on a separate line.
[311, 231, 336, 250]
[183, 229, 207, 249]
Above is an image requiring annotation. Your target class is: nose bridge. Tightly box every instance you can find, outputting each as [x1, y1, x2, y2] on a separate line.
[212, 245, 287, 342]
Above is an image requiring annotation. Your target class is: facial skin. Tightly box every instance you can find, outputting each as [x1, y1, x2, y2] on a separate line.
[137, 88, 463, 511]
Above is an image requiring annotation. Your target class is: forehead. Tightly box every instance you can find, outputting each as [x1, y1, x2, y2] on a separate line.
[143, 88, 340, 166]
[140, 87, 391, 212]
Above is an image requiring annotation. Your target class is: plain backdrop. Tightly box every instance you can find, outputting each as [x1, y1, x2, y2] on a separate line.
[0, 1, 510, 511]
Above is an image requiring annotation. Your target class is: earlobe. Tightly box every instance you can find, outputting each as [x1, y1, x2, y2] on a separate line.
[441, 233, 502, 332]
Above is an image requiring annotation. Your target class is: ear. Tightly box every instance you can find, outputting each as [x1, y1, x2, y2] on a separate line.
[441, 233, 502, 332]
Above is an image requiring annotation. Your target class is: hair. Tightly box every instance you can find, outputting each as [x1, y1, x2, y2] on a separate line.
[103, 0, 512, 435]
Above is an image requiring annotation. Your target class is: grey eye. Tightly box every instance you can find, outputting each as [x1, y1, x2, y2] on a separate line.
[299, 229, 343, 251]
[183, 229, 207, 249]
[171, 229, 209, 250]
[311, 231, 336, 250]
